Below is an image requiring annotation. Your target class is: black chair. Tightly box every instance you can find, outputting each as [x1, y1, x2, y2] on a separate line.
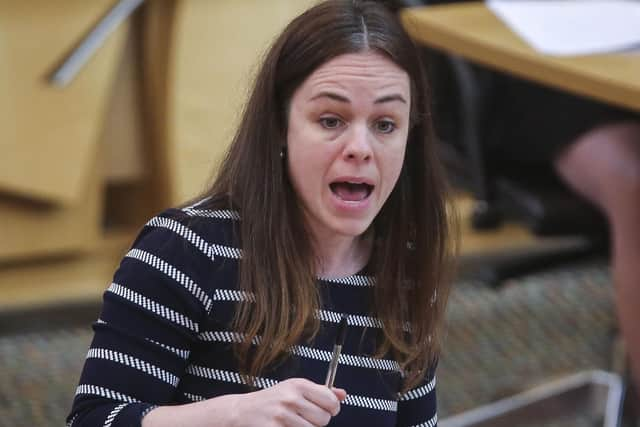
[400, 1, 609, 285]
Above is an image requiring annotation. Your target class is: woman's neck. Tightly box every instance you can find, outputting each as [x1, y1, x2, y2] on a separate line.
[313, 232, 372, 279]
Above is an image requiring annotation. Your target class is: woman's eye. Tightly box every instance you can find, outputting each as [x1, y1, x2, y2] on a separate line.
[376, 120, 396, 134]
[319, 117, 342, 129]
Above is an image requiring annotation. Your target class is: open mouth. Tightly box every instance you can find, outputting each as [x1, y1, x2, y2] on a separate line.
[329, 181, 374, 202]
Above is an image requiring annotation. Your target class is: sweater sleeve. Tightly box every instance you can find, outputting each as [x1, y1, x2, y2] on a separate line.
[395, 364, 438, 427]
[67, 209, 220, 427]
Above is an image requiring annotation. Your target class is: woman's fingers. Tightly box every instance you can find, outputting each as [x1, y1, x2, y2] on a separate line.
[274, 378, 342, 426]
[229, 378, 344, 427]
[292, 397, 333, 426]
[331, 387, 347, 402]
[297, 381, 342, 417]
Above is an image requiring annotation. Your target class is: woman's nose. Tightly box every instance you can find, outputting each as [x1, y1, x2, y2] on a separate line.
[343, 124, 372, 161]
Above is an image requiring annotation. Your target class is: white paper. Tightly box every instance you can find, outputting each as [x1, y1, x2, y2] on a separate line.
[486, 0, 640, 56]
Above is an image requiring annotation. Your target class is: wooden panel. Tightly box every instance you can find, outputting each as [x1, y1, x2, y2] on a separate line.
[401, 3, 640, 112]
[164, 0, 317, 204]
[0, 228, 134, 311]
[0, 0, 129, 203]
[139, 0, 177, 211]
[455, 194, 537, 255]
[0, 152, 103, 261]
[102, 24, 146, 184]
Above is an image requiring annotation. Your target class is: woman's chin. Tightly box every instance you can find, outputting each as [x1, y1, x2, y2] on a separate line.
[326, 218, 374, 238]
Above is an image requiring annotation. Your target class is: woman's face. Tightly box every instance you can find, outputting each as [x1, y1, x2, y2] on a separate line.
[286, 51, 411, 241]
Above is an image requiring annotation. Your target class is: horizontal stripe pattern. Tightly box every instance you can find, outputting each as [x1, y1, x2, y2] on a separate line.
[87, 348, 179, 387]
[409, 414, 438, 427]
[399, 376, 436, 401]
[76, 384, 139, 403]
[321, 275, 375, 287]
[291, 346, 400, 371]
[146, 216, 215, 260]
[125, 248, 212, 313]
[107, 282, 199, 332]
[103, 403, 127, 427]
[185, 365, 398, 412]
[198, 330, 262, 345]
[96, 318, 191, 360]
[196, 329, 400, 371]
[343, 394, 398, 412]
[183, 392, 205, 402]
[210, 243, 243, 259]
[66, 414, 78, 427]
[186, 365, 278, 389]
[182, 207, 241, 221]
[68, 208, 437, 426]
[317, 310, 383, 328]
[146, 339, 190, 360]
[213, 288, 254, 302]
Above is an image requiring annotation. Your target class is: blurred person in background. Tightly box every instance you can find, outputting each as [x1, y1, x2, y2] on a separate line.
[421, 0, 640, 406]
[483, 55, 640, 407]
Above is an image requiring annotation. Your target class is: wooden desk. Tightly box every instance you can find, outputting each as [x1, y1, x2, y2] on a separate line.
[401, 2, 640, 112]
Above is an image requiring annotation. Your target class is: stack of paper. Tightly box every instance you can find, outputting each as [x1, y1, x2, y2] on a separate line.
[486, 0, 640, 56]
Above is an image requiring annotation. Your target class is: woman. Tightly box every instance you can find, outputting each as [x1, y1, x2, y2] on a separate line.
[67, 1, 455, 426]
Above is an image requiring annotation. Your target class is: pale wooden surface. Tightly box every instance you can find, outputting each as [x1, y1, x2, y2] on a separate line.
[455, 195, 534, 255]
[165, 0, 318, 204]
[140, 0, 177, 211]
[102, 25, 146, 184]
[401, 2, 640, 112]
[0, 229, 134, 311]
[0, 0, 129, 204]
[0, 153, 102, 261]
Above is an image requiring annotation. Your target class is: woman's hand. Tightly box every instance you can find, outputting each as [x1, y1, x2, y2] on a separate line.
[228, 378, 347, 427]
[142, 378, 346, 427]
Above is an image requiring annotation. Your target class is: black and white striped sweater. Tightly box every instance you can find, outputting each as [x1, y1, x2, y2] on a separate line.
[67, 205, 437, 427]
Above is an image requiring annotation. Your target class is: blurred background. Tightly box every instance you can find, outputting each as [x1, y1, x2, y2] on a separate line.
[0, 1, 629, 426]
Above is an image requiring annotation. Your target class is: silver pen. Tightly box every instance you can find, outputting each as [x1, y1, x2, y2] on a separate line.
[325, 315, 348, 388]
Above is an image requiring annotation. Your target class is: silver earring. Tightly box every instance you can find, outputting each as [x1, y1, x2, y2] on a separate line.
[280, 147, 286, 159]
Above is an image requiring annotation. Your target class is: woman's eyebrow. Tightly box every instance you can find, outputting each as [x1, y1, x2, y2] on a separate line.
[309, 91, 350, 103]
[308, 92, 407, 105]
[374, 94, 407, 104]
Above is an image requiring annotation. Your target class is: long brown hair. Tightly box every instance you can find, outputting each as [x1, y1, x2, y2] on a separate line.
[201, 0, 456, 391]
